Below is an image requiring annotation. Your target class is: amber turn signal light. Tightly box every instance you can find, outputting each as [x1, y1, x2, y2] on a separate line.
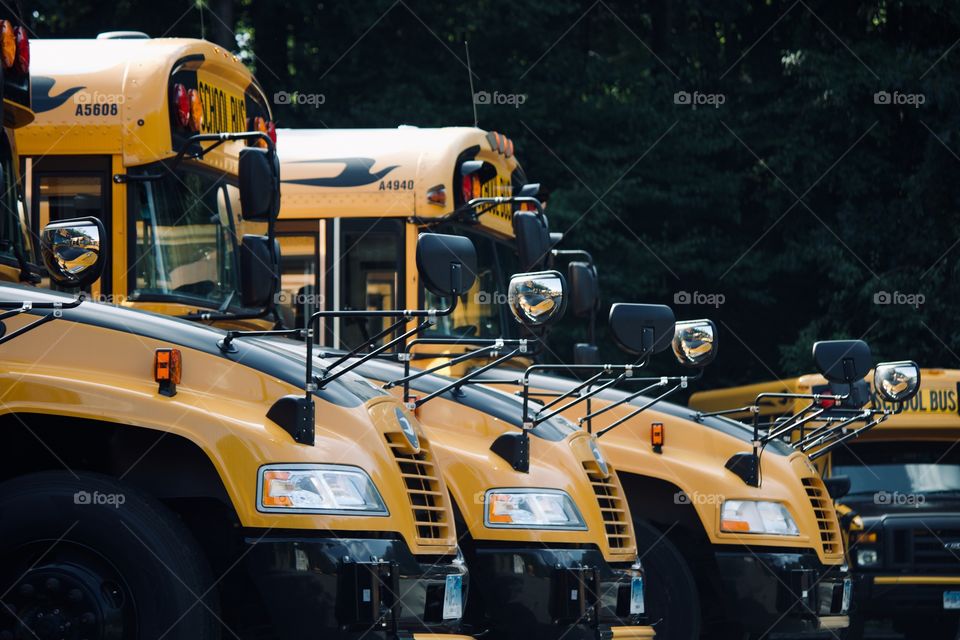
[651, 422, 664, 453]
[155, 348, 182, 397]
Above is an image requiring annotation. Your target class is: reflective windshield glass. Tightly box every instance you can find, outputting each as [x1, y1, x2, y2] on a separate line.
[129, 168, 239, 307]
[833, 441, 960, 496]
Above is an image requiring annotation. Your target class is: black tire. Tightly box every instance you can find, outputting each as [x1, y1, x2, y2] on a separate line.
[0, 471, 219, 640]
[633, 518, 700, 640]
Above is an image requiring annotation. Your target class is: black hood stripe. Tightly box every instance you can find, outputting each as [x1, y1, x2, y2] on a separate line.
[0, 284, 362, 408]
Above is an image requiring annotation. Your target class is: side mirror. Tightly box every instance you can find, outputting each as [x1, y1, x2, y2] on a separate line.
[567, 262, 598, 318]
[240, 235, 280, 308]
[239, 147, 280, 222]
[516, 182, 540, 198]
[513, 211, 550, 271]
[874, 360, 921, 404]
[608, 303, 676, 357]
[507, 270, 566, 327]
[823, 476, 851, 500]
[672, 319, 718, 368]
[41, 217, 106, 289]
[812, 340, 872, 384]
[416, 233, 477, 298]
[573, 343, 599, 364]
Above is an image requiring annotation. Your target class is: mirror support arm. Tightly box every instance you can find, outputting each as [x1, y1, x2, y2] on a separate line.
[808, 412, 894, 461]
[595, 381, 686, 438]
[413, 347, 523, 408]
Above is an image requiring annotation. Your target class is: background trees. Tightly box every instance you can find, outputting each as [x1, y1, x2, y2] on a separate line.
[26, 0, 960, 386]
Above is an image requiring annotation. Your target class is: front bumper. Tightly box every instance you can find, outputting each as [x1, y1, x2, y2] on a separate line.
[854, 574, 960, 620]
[241, 536, 467, 640]
[714, 550, 849, 637]
[463, 545, 649, 640]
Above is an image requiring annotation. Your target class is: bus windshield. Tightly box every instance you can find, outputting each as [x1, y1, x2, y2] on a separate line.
[424, 226, 519, 339]
[833, 441, 960, 497]
[128, 166, 240, 308]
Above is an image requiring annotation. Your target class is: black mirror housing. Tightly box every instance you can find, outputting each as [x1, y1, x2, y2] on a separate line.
[567, 261, 598, 318]
[813, 340, 872, 383]
[824, 476, 852, 500]
[608, 303, 676, 357]
[239, 147, 280, 222]
[513, 211, 550, 271]
[573, 343, 599, 365]
[240, 234, 280, 308]
[416, 233, 477, 298]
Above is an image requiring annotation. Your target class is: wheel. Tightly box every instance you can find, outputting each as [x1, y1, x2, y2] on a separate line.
[632, 518, 700, 640]
[0, 471, 219, 640]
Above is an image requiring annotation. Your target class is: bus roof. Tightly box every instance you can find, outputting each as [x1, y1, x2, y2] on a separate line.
[20, 38, 270, 170]
[689, 369, 960, 434]
[277, 126, 525, 238]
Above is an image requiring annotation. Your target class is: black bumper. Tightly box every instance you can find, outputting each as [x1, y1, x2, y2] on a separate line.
[462, 545, 646, 640]
[854, 573, 960, 620]
[714, 550, 849, 637]
[240, 536, 467, 640]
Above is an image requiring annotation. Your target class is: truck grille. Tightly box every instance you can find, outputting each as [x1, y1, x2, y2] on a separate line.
[883, 523, 960, 569]
[912, 527, 960, 566]
[384, 432, 450, 545]
[583, 461, 632, 551]
[801, 477, 843, 556]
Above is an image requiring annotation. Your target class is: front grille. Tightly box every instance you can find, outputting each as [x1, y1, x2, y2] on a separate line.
[583, 461, 632, 551]
[802, 477, 843, 556]
[384, 432, 450, 545]
[911, 527, 960, 566]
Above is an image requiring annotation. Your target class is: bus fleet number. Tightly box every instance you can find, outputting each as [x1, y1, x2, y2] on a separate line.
[379, 180, 413, 191]
[75, 103, 120, 116]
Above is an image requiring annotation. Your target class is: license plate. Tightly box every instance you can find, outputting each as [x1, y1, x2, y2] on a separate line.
[442, 574, 463, 620]
[630, 576, 645, 615]
[841, 578, 852, 613]
[944, 591, 960, 610]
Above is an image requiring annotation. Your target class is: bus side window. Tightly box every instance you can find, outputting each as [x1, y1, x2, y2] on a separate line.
[35, 175, 104, 227]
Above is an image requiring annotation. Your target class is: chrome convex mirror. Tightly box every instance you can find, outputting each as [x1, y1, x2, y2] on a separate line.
[874, 361, 921, 404]
[672, 319, 718, 368]
[41, 216, 105, 289]
[507, 270, 566, 327]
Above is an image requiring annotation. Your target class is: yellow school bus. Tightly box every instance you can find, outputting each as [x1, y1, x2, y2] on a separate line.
[277, 128, 655, 640]
[276, 126, 529, 348]
[17, 35, 281, 329]
[692, 369, 960, 640]
[0, 35, 473, 640]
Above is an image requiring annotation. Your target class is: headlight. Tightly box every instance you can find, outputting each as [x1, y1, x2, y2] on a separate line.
[720, 500, 799, 536]
[856, 548, 879, 567]
[258, 464, 388, 515]
[484, 489, 587, 530]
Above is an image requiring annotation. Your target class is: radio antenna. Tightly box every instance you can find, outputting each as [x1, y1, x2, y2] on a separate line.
[465, 41, 478, 128]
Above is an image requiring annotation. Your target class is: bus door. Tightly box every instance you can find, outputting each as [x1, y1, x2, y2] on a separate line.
[27, 155, 112, 296]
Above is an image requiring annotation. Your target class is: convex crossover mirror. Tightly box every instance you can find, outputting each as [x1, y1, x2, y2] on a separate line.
[41, 217, 106, 289]
[874, 360, 921, 404]
[672, 319, 717, 368]
[507, 270, 566, 327]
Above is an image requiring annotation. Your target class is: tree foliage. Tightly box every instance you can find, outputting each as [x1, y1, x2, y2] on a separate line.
[26, 0, 960, 385]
